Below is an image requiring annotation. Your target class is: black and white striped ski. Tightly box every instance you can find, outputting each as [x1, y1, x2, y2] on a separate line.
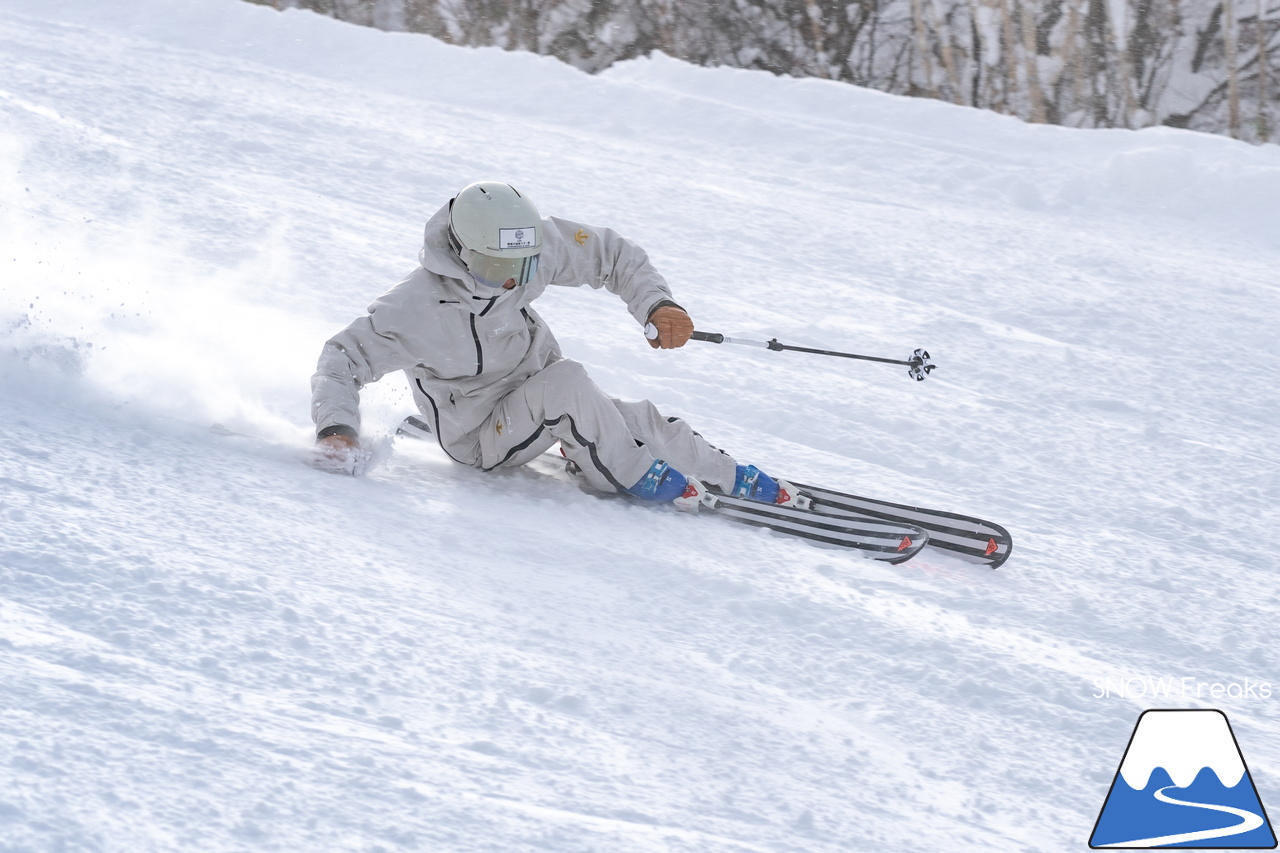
[792, 482, 1013, 569]
[701, 489, 928, 564]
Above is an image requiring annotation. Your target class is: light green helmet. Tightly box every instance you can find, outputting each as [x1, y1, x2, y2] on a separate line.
[447, 181, 542, 289]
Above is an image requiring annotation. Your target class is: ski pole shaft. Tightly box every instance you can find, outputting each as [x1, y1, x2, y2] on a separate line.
[693, 331, 905, 365]
[680, 329, 937, 381]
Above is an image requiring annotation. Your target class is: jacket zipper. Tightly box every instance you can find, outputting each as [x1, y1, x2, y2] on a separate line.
[413, 378, 467, 465]
[470, 314, 483, 376]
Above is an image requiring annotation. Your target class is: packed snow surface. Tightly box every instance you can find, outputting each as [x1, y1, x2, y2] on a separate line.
[3, 1, 1280, 851]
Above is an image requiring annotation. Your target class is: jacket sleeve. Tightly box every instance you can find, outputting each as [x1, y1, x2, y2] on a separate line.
[544, 216, 681, 326]
[310, 277, 425, 437]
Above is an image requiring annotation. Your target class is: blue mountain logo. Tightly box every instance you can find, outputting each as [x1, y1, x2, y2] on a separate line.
[1090, 709, 1276, 848]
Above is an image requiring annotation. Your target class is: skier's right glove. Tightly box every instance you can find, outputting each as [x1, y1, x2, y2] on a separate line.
[314, 433, 362, 476]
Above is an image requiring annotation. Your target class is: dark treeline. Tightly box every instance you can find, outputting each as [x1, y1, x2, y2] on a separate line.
[248, 0, 1278, 143]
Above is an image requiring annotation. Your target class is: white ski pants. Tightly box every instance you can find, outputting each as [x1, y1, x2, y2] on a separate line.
[477, 359, 739, 493]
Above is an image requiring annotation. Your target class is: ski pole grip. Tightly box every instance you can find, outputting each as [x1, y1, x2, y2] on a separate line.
[647, 325, 725, 344]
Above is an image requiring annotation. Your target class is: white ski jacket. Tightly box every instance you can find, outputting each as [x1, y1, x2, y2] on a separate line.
[311, 203, 680, 466]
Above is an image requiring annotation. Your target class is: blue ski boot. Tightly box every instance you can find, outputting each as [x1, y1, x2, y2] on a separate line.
[626, 459, 706, 512]
[730, 465, 808, 508]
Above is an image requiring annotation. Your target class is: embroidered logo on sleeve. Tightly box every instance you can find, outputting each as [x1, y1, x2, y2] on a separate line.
[574, 229, 589, 245]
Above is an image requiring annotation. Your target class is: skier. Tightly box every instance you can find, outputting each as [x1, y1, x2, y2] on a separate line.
[311, 181, 800, 511]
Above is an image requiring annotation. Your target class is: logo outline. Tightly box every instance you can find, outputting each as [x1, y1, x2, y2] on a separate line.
[1089, 709, 1277, 849]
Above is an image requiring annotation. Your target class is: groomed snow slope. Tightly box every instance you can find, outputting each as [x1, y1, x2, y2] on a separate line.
[2, 1, 1280, 851]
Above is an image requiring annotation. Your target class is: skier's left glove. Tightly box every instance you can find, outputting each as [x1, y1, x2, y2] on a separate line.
[647, 305, 694, 349]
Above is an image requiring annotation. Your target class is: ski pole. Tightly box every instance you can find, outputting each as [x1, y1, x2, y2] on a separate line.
[645, 324, 937, 381]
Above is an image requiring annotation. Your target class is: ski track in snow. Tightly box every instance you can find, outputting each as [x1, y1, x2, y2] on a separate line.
[2, 0, 1279, 851]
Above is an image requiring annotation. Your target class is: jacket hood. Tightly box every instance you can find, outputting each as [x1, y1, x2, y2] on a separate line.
[418, 202, 474, 288]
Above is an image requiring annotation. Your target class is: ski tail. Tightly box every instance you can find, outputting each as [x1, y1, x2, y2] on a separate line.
[793, 483, 1013, 569]
[396, 415, 434, 440]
